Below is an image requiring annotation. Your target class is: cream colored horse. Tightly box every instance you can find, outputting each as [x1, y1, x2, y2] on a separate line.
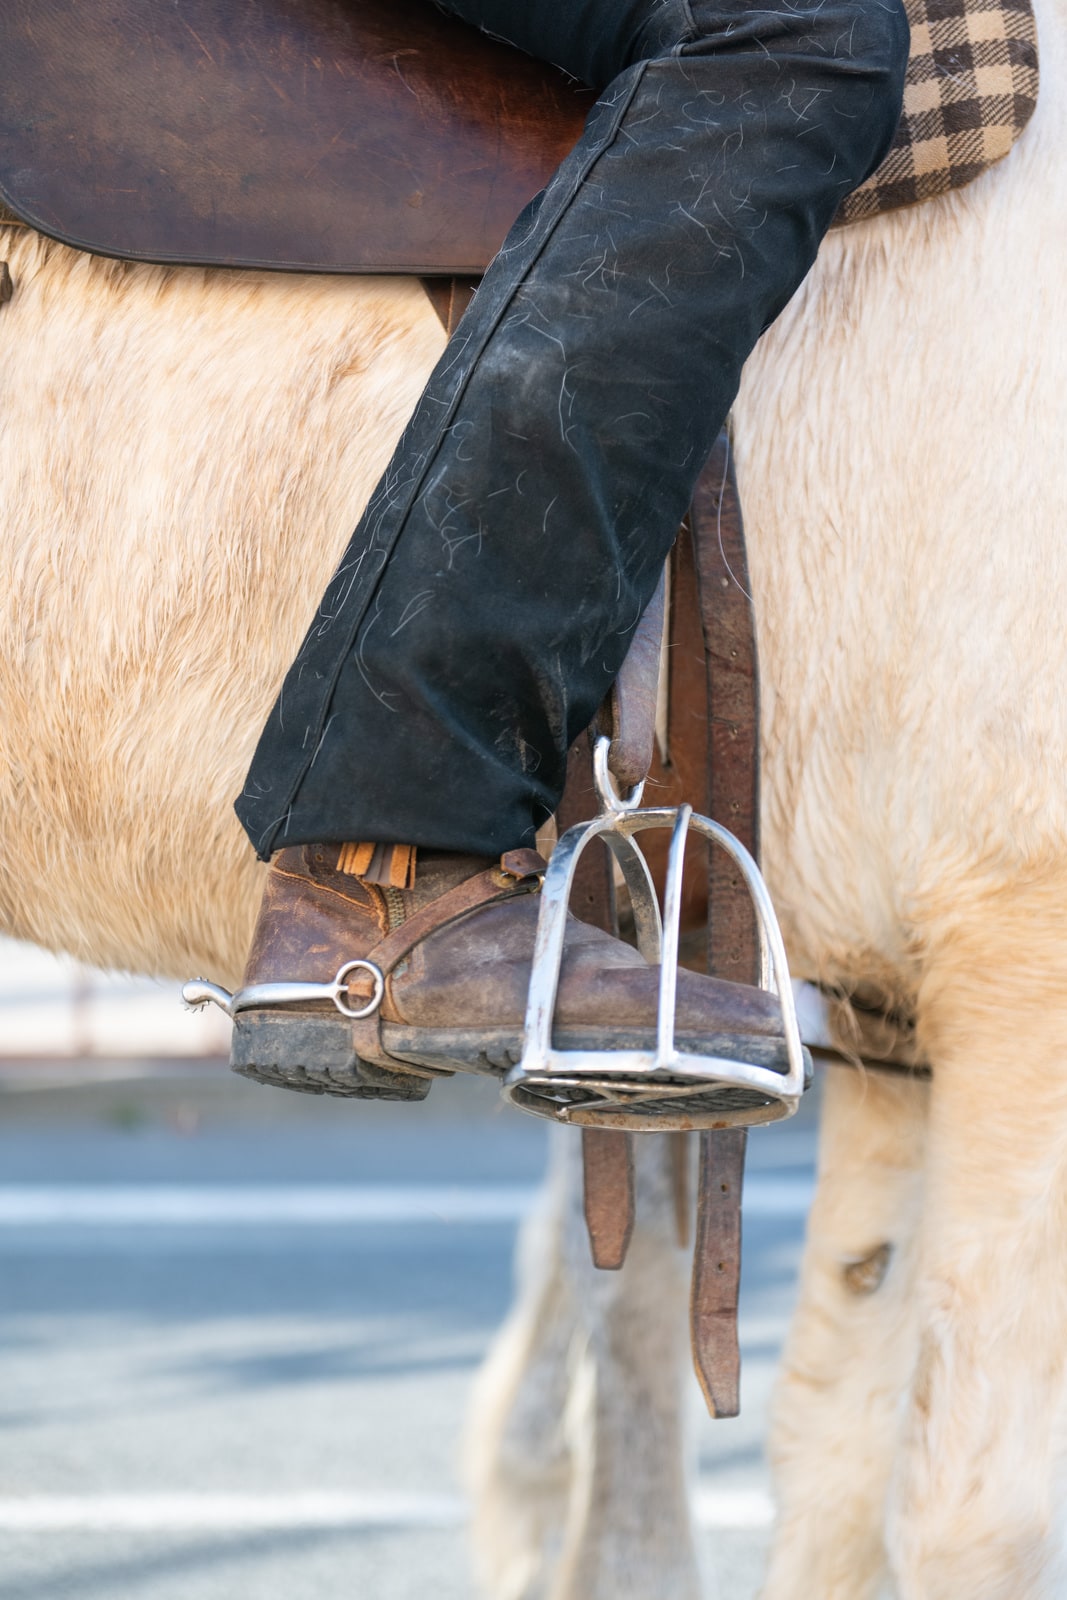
[0, 0, 1064, 1586]
[466, 0, 1067, 1587]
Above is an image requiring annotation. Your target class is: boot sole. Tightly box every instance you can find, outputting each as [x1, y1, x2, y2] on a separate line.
[231, 1011, 807, 1112]
[230, 1013, 436, 1100]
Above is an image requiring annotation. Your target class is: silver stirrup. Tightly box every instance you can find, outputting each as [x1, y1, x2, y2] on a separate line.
[501, 736, 807, 1132]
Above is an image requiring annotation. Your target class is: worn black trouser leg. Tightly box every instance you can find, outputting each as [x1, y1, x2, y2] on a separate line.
[236, 0, 907, 859]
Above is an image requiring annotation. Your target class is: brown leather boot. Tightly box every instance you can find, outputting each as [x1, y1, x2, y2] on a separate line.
[223, 843, 796, 1111]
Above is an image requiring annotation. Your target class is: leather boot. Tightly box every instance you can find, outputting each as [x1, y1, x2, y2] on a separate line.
[227, 843, 791, 1108]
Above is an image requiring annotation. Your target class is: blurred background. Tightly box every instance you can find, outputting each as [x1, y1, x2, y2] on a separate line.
[0, 935, 817, 1599]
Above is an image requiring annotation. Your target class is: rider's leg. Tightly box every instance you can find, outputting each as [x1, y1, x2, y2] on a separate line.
[228, 0, 907, 1097]
[236, 0, 907, 859]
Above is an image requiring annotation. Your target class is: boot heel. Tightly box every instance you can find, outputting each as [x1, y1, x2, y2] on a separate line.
[230, 1012, 433, 1101]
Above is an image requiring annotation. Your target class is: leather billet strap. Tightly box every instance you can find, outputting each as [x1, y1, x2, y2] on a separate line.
[420, 277, 480, 338]
[556, 731, 638, 1270]
[582, 1129, 636, 1271]
[348, 848, 545, 1069]
[600, 566, 666, 792]
[689, 433, 758, 1420]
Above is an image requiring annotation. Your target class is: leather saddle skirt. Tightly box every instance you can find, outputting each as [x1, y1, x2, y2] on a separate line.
[0, 0, 594, 275]
[0, 0, 1039, 273]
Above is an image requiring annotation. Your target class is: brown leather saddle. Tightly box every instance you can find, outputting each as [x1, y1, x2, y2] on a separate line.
[0, 0, 593, 275]
[0, 0, 1038, 267]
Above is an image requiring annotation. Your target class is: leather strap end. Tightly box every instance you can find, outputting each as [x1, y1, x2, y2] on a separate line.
[387, 844, 416, 889]
[499, 848, 547, 881]
[337, 841, 375, 877]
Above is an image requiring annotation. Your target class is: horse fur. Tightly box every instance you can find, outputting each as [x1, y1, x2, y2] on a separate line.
[1, 0, 1066, 1586]
[0, 243, 445, 982]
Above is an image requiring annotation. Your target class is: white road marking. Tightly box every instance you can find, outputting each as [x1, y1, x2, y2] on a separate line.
[0, 1184, 534, 1226]
[0, 1493, 466, 1532]
[0, 1488, 773, 1532]
[0, 1179, 812, 1226]
[742, 1178, 815, 1216]
[694, 1487, 775, 1529]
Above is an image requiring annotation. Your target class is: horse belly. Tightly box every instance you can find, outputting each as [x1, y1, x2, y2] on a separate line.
[733, 110, 1067, 1006]
[0, 236, 444, 981]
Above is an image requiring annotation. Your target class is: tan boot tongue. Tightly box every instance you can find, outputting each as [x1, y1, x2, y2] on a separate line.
[337, 842, 416, 889]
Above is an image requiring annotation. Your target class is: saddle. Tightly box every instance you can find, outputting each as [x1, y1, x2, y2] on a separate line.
[0, 0, 594, 274]
[0, 0, 1039, 270]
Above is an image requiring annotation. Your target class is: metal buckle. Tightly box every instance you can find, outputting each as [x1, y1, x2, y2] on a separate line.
[501, 736, 807, 1131]
[182, 958, 385, 1021]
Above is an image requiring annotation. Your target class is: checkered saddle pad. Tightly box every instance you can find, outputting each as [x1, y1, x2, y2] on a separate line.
[835, 0, 1039, 226]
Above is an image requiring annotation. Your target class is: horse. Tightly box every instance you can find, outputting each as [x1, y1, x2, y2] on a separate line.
[458, 0, 1067, 1587]
[0, 0, 1064, 1588]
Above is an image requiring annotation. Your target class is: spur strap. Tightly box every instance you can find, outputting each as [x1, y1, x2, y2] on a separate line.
[349, 848, 545, 1068]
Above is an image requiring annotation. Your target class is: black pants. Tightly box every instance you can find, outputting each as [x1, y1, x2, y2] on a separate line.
[236, 0, 907, 859]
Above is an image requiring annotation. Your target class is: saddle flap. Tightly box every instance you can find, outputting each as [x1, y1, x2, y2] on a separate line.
[0, 0, 594, 275]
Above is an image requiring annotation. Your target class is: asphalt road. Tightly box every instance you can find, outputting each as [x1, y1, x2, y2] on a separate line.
[0, 1062, 818, 1599]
